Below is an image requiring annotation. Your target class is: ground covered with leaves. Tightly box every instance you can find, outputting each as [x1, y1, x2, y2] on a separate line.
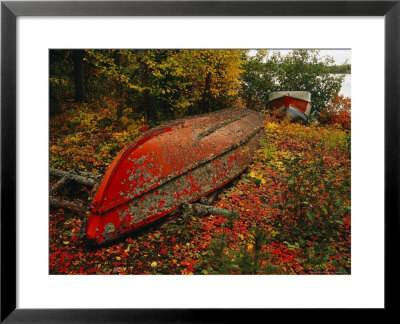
[50, 105, 351, 275]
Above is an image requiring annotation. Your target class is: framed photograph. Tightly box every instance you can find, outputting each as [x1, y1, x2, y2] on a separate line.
[1, 0, 398, 321]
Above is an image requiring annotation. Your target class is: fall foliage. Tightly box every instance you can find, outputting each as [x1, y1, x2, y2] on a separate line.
[50, 118, 350, 275]
[319, 94, 351, 130]
[51, 49, 244, 123]
[49, 49, 351, 275]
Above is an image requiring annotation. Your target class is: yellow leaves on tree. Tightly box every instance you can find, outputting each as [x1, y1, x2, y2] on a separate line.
[174, 50, 244, 114]
[50, 49, 247, 173]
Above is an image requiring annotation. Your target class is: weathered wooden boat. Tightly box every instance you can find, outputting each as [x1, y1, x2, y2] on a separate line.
[85, 108, 263, 244]
[268, 91, 312, 122]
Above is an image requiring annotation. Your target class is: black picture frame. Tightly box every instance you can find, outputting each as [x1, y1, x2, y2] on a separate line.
[1, 0, 398, 321]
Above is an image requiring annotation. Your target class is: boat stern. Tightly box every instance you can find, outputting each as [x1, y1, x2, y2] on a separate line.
[268, 91, 312, 122]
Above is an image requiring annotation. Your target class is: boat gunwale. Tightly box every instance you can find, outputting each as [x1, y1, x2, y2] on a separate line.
[268, 91, 311, 103]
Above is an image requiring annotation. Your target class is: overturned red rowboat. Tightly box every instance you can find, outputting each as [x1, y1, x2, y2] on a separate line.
[86, 108, 263, 245]
[268, 91, 312, 122]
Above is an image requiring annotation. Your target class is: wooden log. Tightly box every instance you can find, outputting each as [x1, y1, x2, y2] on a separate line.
[49, 168, 100, 187]
[160, 202, 236, 229]
[74, 170, 103, 180]
[186, 203, 237, 218]
[199, 191, 219, 205]
[50, 196, 87, 213]
[50, 176, 69, 195]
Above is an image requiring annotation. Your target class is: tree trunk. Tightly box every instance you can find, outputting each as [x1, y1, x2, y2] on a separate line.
[113, 52, 125, 120]
[116, 79, 124, 119]
[138, 50, 156, 124]
[201, 72, 212, 113]
[72, 50, 86, 102]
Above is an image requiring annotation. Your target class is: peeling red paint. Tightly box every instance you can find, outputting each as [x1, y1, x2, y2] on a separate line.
[86, 108, 263, 244]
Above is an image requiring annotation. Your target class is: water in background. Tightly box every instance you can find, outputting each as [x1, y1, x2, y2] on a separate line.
[339, 74, 351, 98]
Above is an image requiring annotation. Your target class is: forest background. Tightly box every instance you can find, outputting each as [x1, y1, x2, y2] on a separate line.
[49, 49, 351, 274]
[50, 49, 350, 173]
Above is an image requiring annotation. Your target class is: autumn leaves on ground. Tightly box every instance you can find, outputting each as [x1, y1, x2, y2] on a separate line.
[50, 49, 351, 274]
[49, 106, 350, 275]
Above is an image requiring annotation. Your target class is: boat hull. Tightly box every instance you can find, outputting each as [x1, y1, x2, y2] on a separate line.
[268, 91, 312, 122]
[86, 108, 263, 244]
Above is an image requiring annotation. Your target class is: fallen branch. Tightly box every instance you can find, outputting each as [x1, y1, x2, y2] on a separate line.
[186, 203, 237, 218]
[49, 168, 101, 187]
[199, 191, 218, 205]
[160, 201, 236, 229]
[50, 176, 69, 195]
[50, 196, 87, 213]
